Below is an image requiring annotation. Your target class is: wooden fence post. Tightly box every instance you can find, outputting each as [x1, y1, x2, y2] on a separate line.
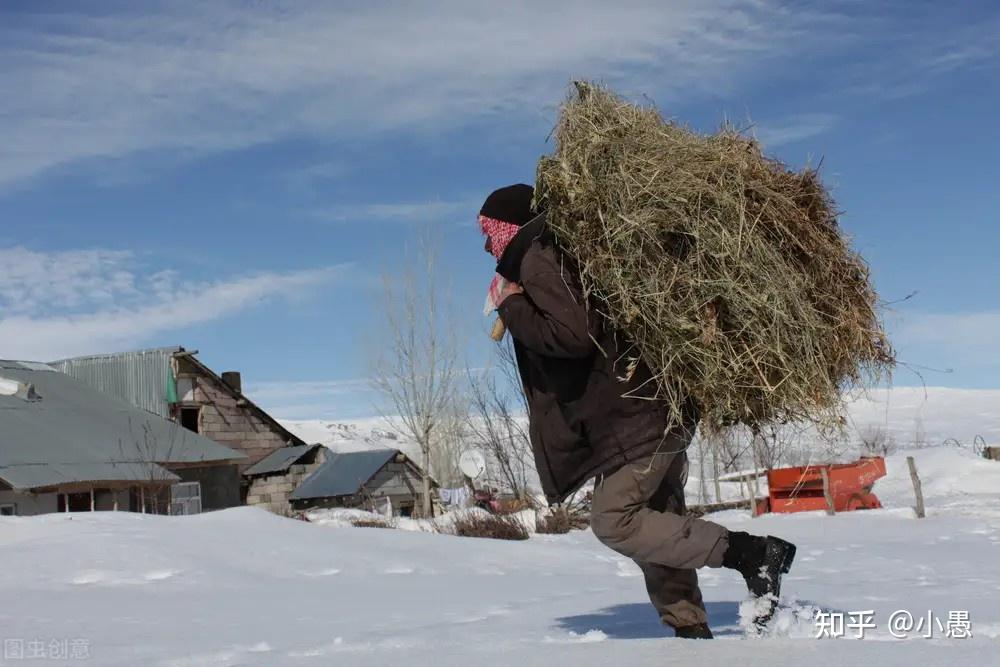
[741, 475, 756, 517]
[820, 467, 835, 516]
[907, 456, 926, 518]
[712, 445, 723, 504]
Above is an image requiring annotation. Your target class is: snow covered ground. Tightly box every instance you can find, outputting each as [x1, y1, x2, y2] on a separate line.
[2, 446, 999, 665]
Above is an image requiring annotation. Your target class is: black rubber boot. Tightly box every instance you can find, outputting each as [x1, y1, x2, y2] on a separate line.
[673, 623, 714, 639]
[722, 531, 797, 630]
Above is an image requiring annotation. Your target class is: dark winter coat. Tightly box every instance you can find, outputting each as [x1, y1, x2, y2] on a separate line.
[496, 214, 697, 504]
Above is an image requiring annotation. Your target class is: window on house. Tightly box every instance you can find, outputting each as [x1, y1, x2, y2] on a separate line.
[57, 493, 92, 512]
[0, 503, 15, 516]
[128, 487, 170, 514]
[180, 407, 201, 433]
[169, 482, 202, 516]
[175, 378, 195, 403]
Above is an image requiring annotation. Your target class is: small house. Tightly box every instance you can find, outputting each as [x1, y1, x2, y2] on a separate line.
[288, 449, 431, 517]
[51, 347, 306, 506]
[243, 444, 328, 516]
[0, 360, 246, 516]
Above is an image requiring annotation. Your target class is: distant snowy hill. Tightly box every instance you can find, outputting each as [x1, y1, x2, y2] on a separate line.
[282, 417, 424, 461]
[842, 386, 1000, 445]
[282, 387, 1000, 453]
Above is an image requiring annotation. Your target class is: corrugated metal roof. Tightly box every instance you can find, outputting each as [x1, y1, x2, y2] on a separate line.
[244, 444, 320, 476]
[50, 347, 181, 418]
[14, 361, 57, 372]
[290, 449, 397, 500]
[51, 348, 306, 449]
[0, 462, 179, 489]
[0, 360, 245, 491]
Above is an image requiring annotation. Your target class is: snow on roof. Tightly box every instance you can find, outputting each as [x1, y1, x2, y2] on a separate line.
[244, 444, 322, 477]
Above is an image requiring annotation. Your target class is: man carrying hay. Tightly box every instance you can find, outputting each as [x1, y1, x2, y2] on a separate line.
[478, 184, 796, 638]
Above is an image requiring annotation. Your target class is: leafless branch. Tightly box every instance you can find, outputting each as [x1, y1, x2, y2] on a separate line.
[369, 232, 461, 517]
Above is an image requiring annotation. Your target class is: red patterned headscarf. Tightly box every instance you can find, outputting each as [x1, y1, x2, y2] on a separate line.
[479, 214, 521, 261]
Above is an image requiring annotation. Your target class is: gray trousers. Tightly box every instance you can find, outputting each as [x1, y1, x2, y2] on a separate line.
[590, 445, 729, 628]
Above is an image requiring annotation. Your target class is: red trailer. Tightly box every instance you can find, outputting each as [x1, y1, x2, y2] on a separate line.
[756, 457, 887, 514]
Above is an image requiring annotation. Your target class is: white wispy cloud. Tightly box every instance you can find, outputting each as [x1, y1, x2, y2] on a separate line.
[0, 246, 345, 361]
[244, 379, 377, 421]
[281, 160, 353, 195]
[0, 1, 832, 188]
[305, 198, 482, 225]
[832, 10, 1000, 103]
[0, 247, 137, 315]
[247, 379, 373, 402]
[885, 309, 1000, 385]
[754, 113, 840, 148]
[897, 311, 1000, 357]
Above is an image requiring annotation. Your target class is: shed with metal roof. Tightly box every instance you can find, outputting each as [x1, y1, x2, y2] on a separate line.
[288, 448, 431, 517]
[243, 444, 327, 516]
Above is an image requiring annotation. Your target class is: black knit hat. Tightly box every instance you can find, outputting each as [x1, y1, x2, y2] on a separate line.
[479, 184, 535, 226]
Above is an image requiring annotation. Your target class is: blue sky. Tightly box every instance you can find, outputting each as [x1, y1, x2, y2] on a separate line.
[1, 1, 998, 420]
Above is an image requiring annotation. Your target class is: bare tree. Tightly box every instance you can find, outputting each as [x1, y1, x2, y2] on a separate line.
[695, 433, 709, 505]
[465, 345, 535, 501]
[429, 404, 468, 488]
[709, 436, 723, 503]
[751, 423, 817, 470]
[117, 418, 189, 514]
[912, 414, 928, 449]
[370, 234, 460, 518]
[858, 423, 896, 457]
[712, 428, 752, 474]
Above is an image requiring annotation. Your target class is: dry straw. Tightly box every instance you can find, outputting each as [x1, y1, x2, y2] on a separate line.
[535, 82, 894, 435]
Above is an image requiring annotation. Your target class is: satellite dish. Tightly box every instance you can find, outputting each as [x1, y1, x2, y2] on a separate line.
[459, 449, 487, 480]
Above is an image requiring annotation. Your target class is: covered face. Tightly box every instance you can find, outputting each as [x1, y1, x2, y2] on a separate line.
[478, 183, 535, 261]
[479, 214, 520, 260]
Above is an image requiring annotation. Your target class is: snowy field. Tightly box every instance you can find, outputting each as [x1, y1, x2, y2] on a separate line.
[2, 446, 999, 666]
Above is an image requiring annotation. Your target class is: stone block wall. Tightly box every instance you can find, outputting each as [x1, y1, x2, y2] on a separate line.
[175, 363, 295, 468]
[246, 450, 327, 515]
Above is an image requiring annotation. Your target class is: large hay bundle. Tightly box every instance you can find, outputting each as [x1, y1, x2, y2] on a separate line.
[535, 82, 894, 434]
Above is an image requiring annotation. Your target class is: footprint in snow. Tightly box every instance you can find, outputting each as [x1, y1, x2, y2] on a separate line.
[384, 566, 414, 574]
[545, 630, 608, 644]
[286, 638, 345, 658]
[71, 571, 112, 586]
[455, 614, 489, 624]
[71, 569, 179, 586]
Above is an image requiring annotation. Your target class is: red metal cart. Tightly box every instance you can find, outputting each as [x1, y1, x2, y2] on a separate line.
[756, 456, 887, 514]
